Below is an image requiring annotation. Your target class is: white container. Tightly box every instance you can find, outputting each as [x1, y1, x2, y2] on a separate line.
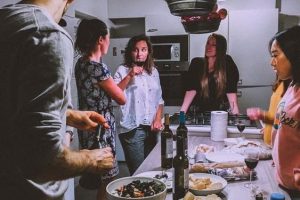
[210, 111, 228, 141]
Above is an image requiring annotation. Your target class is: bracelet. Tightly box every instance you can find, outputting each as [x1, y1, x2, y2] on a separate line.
[66, 130, 74, 142]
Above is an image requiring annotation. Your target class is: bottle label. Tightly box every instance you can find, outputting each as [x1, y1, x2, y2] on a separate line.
[166, 138, 173, 158]
[184, 168, 189, 189]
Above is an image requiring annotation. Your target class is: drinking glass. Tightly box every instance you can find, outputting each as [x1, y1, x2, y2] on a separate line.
[236, 121, 246, 139]
[244, 148, 259, 189]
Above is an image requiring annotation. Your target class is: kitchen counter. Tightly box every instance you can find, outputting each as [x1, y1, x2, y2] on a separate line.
[133, 136, 295, 200]
[170, 125, 263, 139]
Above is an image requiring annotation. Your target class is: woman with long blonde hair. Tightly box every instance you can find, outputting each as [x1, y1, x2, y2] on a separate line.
[181, 33, 240, 114]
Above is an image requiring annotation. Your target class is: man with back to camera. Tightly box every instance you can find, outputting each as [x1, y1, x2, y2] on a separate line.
[0, 0, 114, 199]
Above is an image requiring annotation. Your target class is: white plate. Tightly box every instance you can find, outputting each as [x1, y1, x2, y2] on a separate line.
[205, 151, 245, 163]
[189, 173, 227, 196]
[134, 171, 172, 191]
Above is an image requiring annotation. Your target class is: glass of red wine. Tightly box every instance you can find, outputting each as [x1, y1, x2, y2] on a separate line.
[236, 121, 246, 139]
[244, 148, 259, 189]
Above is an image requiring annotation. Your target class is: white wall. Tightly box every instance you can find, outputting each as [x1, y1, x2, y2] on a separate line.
[281, 0, 300, 16]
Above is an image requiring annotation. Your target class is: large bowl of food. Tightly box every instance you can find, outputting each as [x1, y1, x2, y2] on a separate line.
[106, 176, 167, 200]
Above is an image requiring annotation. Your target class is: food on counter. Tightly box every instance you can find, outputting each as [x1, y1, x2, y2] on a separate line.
[189, 175, 223, 191]
[195, 144, 215, 153]
[114, 180, 165, 198]
[190, 161, 245, 173]
[222, 140, 272, 160]
[184, 191, 222, 200]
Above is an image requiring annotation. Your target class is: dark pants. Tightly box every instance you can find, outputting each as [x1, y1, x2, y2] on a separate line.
[119, 125, 157, 175]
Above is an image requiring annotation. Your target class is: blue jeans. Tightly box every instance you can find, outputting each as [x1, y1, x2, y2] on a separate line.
[119, 126, 157, 175]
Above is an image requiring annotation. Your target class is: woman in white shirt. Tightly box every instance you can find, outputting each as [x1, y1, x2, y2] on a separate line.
[114, 35, 164, 175]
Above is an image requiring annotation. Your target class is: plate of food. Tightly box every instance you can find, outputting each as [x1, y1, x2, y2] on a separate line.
[184, 191, 223, 200]
[189, 173, 227, 196]
[222, 140, 272, 160]
[134, 171, 172, 192]
[106, 176, 167, 199]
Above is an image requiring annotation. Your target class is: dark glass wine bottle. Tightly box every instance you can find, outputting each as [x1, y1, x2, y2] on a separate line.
[161, 113, 173, 169]
[173, 111, 189, 200]
[79, 125, 106, 190]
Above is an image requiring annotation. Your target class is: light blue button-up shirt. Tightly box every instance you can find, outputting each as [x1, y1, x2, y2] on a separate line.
[114, 65, 164, 133]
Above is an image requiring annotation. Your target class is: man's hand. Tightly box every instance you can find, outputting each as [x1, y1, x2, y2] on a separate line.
[66, 109, 109, 131]
[84, 147, 114, 174]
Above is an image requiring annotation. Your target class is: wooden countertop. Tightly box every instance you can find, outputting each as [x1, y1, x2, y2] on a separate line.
[133, 136, 293, 200]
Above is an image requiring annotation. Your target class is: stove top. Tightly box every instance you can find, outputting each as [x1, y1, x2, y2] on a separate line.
[170, 112, 261, 128]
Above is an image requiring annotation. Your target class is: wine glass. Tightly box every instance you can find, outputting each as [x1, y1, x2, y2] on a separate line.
[236, 121, 246, 139]
[244, 148, 259, 189]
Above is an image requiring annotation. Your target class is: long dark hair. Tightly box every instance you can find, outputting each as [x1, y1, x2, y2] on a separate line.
[200, 33, 227, 99]
[75, 19, 108, 56]
[269, 25, 300, 86]
[124, 35, 154, 74]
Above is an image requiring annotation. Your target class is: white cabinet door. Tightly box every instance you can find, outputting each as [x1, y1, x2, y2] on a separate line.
[237, 86, 273, 114]
[103, 38, 129, 75]
[228, 9, 278, 86]
[145, 14, 186, 36]
[108, 0, 169, 18]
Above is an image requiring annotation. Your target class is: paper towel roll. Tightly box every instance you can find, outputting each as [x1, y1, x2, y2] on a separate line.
[210, 111, 228, 141]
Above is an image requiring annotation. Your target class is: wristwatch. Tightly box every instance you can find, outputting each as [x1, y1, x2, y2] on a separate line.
[66, 130, 74, 142]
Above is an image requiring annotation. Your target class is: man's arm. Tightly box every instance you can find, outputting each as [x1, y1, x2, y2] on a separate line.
[32, 147, 114, 181]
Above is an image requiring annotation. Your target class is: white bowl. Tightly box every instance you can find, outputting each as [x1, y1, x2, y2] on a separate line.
[106, 176, 167, 200]
[189, 173, 227, 196]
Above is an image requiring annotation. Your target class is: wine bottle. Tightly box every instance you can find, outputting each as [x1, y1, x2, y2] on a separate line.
[79, 125, 106, 190]
[173, 111, 189, 200]
[161, 113, 173, 169]
[177, 111, 188, 154]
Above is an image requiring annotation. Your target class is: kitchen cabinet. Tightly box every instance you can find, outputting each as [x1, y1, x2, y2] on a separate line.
[228, 9, 278, 86]
[108, 0, 169, 18]
[145, 14, 186, 36]
[237, 86, 273, 114]
[228, 9, 278, 113]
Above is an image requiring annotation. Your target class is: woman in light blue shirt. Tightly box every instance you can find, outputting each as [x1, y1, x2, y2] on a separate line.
[114, 35, 164, 175]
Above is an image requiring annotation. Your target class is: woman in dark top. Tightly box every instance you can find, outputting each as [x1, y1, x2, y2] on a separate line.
[181, 33, 240, 114]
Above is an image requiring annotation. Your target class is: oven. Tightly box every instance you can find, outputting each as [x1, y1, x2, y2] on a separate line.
[150, 35, 189, 106]
[157, 64, 189, 106]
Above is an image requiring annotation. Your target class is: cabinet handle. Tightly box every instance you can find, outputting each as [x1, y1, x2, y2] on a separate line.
[238, 79, 242, 85]
[147, 28, 158, 32]
[237, 90, 242, 97]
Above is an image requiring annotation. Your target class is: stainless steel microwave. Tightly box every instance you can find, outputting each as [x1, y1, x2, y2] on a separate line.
[152, 43, 180, 62]
[150, 35, 189, 71]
